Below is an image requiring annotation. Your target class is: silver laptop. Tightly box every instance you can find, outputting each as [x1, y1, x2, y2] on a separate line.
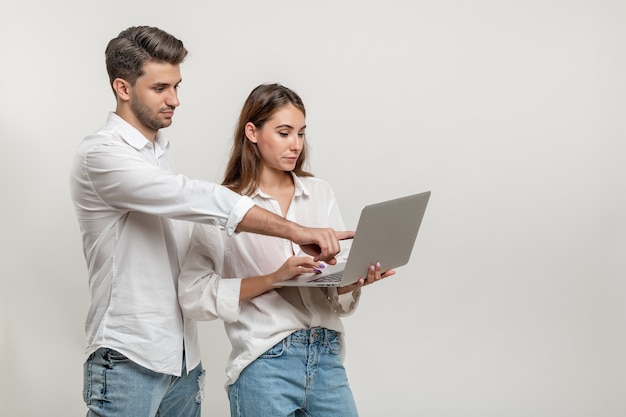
[276, 191, 431, 287]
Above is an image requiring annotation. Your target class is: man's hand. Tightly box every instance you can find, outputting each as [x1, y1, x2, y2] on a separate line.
[236, 206, 354, 262]
[295, 227, 354, 264]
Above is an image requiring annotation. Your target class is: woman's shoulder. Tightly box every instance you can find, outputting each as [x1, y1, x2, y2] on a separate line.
[298, 175, 335, 193]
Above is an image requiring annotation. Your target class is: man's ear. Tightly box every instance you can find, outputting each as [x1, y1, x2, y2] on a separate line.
[112, 78, 131, 101]
[244, 122, 258, 143]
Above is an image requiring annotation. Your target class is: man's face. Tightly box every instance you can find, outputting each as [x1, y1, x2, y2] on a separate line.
[127, 61, 182, 138]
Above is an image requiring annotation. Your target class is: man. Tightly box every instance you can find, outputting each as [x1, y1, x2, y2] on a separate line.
[70, 26, 351, 417]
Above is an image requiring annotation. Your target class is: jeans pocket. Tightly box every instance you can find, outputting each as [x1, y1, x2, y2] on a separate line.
[260, 340, 286, 358]
[327, 336, 342, 355]
[105, 348, 129, 363]
[83, 352, 94, 404]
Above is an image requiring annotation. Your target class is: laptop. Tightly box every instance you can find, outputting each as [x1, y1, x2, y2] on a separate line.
[276, 191, 431, 287]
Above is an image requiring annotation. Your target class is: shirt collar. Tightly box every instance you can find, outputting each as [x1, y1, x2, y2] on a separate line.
[250, 172, 310, 200]
[106, 112, 171, 152]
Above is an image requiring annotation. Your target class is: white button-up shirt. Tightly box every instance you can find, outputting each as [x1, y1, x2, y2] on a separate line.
[70, 112, 255, 376]
[178, 174, 360, 386]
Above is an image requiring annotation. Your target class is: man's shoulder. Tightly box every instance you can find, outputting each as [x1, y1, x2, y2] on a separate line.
[78, 128, 126, 153]
[79, 113, 145, 151]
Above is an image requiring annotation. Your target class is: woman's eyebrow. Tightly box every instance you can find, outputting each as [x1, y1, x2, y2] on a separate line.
[275, 124, 306, 130]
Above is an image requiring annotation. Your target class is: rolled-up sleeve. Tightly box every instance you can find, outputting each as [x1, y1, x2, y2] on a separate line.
[326, 287, 361, 316]
[224, 196, 255, 236]
[178, 223, 242, 323]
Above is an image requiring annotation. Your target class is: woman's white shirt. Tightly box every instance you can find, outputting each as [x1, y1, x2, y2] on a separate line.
[178, 174, 361, 386]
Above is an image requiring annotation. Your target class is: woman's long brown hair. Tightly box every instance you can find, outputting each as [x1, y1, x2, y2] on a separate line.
[222, 83, 313, 195]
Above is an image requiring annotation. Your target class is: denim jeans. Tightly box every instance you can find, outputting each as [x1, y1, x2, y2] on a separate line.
[83, 348, 204, 417]
[228, 327, 358, 417]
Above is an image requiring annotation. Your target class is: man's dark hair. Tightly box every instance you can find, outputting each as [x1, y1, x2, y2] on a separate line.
[105, 26, 188, 89]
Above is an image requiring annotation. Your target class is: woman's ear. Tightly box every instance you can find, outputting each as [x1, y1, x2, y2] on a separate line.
[112, 78, 131, 102]
[244, 122, 258, 143]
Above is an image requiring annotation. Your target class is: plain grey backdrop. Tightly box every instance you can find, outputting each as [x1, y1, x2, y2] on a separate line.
[1, 0, 625, 416]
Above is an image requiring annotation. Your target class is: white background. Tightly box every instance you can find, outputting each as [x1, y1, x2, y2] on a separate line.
[1, 1, 625, 416]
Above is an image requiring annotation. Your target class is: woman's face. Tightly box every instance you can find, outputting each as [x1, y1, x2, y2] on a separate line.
[246, 104, 306, 173]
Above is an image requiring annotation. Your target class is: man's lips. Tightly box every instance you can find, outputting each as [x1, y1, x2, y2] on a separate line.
[161, 108, 175, 117]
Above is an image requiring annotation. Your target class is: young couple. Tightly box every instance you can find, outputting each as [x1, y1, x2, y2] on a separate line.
[71, 26, 393, 417]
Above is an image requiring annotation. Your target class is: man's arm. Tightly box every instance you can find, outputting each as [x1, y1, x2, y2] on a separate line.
[236, 205, 354, 263]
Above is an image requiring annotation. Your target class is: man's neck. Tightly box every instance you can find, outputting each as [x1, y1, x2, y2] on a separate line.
[114, 109, 158, 142]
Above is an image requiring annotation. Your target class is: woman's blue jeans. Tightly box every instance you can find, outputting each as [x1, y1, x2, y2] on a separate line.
[228, 327, 359, 417]
[83, 347, 204, 417]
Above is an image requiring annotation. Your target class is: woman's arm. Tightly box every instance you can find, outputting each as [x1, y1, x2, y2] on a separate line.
[239, 256, 322, 300]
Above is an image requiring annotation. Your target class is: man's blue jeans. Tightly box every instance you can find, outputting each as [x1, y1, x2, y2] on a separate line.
[83, 348, 204, 417]
[228, 327, 359, 417]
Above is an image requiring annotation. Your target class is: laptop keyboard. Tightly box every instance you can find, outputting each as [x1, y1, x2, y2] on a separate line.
[309, 271, 343, 283]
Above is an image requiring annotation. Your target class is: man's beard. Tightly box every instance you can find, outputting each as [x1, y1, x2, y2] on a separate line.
[131, 96, 173, 131]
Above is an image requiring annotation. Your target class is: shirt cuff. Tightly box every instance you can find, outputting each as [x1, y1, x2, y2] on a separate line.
[224, 196, 256, 236]
[217, 278, 242, 323]
[327, 287, 361, 315]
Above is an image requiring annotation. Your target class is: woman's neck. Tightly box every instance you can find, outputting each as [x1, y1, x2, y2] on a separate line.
[259, 169, 295, 217]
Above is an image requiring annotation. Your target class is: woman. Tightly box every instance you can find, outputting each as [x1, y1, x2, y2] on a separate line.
[178, 83, 394, 416]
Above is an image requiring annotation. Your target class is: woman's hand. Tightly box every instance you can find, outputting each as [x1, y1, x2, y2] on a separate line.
[337, 262, 396, 295]
[270, 256, 324, 286]
[241, 256, 324, 299]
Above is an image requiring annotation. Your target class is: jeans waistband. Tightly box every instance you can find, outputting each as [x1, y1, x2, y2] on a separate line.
[288, 327, 337, 345]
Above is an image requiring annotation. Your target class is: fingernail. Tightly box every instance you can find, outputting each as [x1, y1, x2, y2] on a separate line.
[314, 268, 322, 274]
[376, 262, 381, 268]
[317, 263, 326, 269]
[369, 265, 375, 271]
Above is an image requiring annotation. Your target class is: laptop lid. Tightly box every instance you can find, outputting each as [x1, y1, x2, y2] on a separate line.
[277, 191, 431, 287]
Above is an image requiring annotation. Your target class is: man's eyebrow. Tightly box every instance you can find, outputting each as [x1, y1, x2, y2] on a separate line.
[152, 79, 182, 87]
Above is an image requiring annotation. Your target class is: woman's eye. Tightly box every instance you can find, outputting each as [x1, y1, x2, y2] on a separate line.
[279, 132, 289, 137]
